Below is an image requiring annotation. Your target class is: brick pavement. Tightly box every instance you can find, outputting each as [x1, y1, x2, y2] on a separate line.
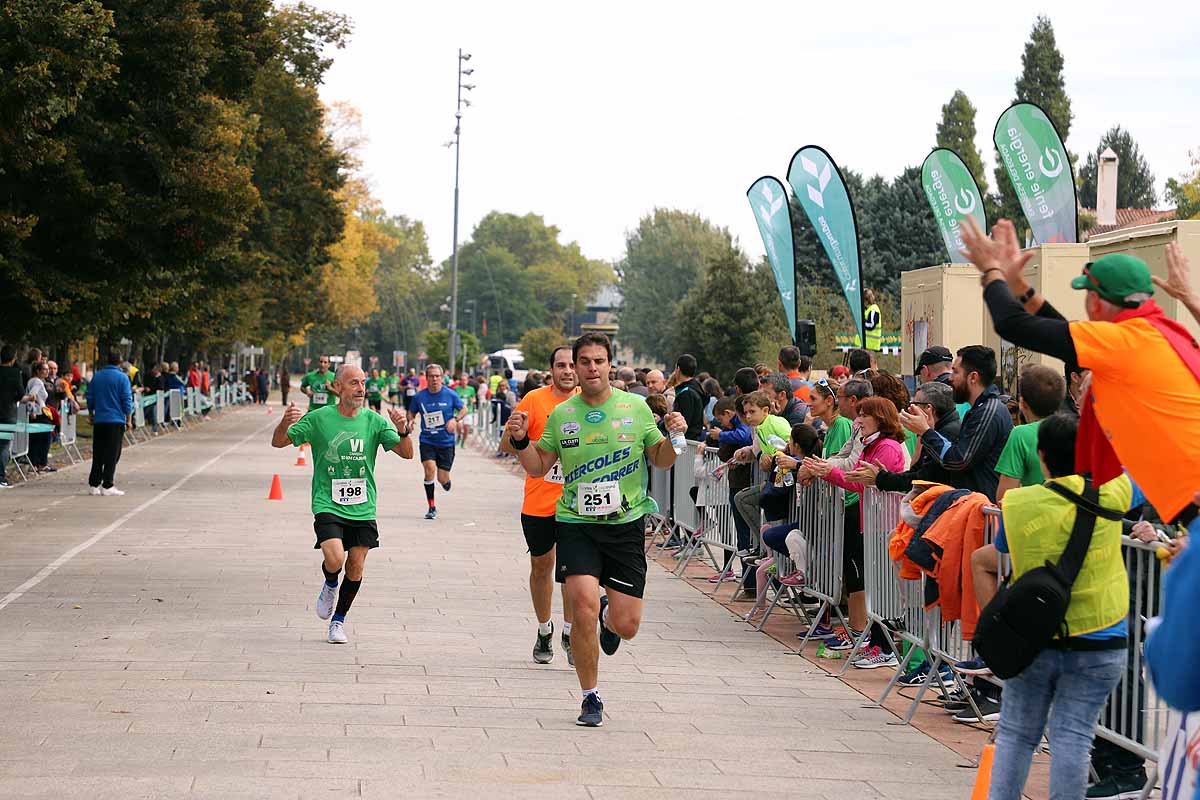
[0, 406, 981, 799]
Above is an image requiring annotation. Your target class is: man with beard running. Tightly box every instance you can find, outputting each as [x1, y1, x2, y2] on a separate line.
[271, 365, 413, 643]
[500, 346, 579, 665]
[300, 356, 337, 414]
[409, 364, 466, 520]
[507, 333, 687, 726]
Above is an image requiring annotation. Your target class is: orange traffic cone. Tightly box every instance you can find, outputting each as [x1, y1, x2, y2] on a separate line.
[294, 443, 307, 467]
[970, 742, 995, 800]
[267, 474, 283, 501]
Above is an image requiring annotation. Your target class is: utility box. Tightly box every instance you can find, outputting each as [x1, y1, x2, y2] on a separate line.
[900, 264, 989, 378]
[1087, 220, 1200, 340]
[982, 243, 1091, 389]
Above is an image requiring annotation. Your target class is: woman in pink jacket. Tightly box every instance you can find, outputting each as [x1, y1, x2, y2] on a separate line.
[803, 396, 908, 659]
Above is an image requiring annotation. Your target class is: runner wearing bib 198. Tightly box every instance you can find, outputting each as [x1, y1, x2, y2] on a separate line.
[300, 356, 337, 413]
[501, 346, 579, 666]
[271, 365, 413, 644]
[507, 332, 687, 727]
[408, 364, 466, 520]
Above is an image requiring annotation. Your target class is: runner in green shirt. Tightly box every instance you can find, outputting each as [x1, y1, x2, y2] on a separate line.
[507, 332, 687, 728]
[366, 368, 385, 412]
[271, 364, 413, 644]
[387, 371, 401, 408]
[300, 356, 337, 413]
[453, 372, 477, 445]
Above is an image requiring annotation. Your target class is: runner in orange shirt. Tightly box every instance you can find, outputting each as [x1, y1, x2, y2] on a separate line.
[500, 345, 579, 664]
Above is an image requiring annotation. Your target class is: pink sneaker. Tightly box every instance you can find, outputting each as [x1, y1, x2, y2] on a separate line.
[707, 570, 737, 584]
[780, 571, 805, 586]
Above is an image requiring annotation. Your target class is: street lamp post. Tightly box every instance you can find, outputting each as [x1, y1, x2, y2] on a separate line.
[447, 49, 474, 372]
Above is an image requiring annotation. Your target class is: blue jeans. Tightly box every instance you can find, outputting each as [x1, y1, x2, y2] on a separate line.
[989, 646, 1125, 800]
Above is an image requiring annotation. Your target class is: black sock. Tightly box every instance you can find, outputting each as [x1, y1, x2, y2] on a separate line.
[335, 578, 361, 618]
[423, 481, 435, 506]
[322, 564, 340, 587]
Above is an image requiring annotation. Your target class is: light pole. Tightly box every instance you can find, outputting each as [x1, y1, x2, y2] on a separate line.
[447, 49, 475, 373]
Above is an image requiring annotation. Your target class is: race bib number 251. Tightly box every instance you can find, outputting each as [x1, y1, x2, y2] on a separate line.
[577, 481, 620, 515]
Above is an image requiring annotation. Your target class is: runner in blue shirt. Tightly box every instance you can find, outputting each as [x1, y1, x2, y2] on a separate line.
[408, 364, 466, 519]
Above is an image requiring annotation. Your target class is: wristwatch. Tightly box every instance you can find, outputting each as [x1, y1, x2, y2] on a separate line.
[1018, 285, 1037, 304]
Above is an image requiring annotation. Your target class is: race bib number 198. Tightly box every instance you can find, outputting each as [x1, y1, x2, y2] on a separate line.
[577, 481, 620, 515]
[332, 478, 367, 506]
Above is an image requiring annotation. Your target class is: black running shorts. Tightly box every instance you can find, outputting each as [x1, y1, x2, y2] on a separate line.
[555, 519, 647, 599]
[521, 513, 557, 558]
[418, 442, 456, 471]
[313, 512, 380, 550]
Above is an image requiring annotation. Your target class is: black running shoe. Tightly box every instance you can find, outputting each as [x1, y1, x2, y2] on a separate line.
[533, 622, 554, 664]
[576, 693, 603, 727]
[424, 507, 437, 520]
[441, 480, 451, 492]
[598, 595, 621, 656]
[562, 632, 573, 666]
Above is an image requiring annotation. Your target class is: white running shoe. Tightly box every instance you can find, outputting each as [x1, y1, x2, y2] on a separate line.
[89, 486, 101, 496]
[100, 487, 125, 496]
[327, 619, 347, 644]
[316, 583, 336, 620]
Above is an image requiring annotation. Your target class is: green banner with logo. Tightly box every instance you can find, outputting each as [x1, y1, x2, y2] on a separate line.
[746, 176, 797, 341]
[921, 148, 988, 262]
[994, 102, 1077, 244]
[787, 145, 863, 343]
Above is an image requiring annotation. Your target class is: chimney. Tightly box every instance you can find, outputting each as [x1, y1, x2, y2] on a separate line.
[1097, 146, 1119, 227]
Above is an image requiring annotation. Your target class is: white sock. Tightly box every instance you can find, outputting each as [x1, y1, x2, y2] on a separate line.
[562, 621, 572, 636]
[583, 686, 599, 698]
[538, 620, 552, 636]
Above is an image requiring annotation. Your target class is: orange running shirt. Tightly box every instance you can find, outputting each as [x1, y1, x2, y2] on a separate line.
[1070, 318, 1200, 520]
[514, 385, 577, 516]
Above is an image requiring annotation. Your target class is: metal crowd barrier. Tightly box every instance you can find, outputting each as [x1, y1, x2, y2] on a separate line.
[58, 401, 83, 463]
[673, 448, 737, 575]
[9, 401, 32, 480]
[169, 389, 186, 429]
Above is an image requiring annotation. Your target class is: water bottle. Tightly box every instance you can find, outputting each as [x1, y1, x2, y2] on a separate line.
[670, 429, 686, 455]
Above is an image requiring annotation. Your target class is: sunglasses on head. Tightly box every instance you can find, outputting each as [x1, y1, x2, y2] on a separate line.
[813, 378, 837, 399]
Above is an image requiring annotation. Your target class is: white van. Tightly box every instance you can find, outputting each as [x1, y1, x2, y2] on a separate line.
[487, 349, 527, 383]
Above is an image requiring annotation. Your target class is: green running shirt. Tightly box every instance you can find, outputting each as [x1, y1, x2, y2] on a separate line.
[536, 389, 665, 524]
[287, 405, 403, 520]
[300, 370, 337, 411]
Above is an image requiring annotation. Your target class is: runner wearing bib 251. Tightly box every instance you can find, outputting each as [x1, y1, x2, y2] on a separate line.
[300, 355, 337, 413]
[507, 332, 687, 727]
[408, 364, 466, 520]
[501, 345, 580, 666]
[271, 364, 413, 644]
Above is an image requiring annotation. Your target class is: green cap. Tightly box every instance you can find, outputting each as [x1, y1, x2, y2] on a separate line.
[1070, 253, 1154, 307]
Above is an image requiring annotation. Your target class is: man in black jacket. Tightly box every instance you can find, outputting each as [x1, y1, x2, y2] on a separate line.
[847, 381, 961, 492]
[670, 354, 706, 441]
[766, 373, 808, 426]
[898, 345, 1011, 501]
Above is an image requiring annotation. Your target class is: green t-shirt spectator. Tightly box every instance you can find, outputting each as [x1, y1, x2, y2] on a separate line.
[995, 420, 1045, 487]
[286, 405, 403, 520]
[822, 415, 857, 507]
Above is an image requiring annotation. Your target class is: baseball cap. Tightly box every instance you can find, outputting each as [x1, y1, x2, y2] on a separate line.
[1070, 254, 1154, 308]
[916, 346, 953, 371]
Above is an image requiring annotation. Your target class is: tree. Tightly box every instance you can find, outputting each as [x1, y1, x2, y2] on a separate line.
[1166, 149, 1200, 221]
[618, 209, 733, 364]
[994, 16, 1074, 227]
[674, 245, 772, 378]
[936, 90, 988, 195]
[519, 327, 568, 371]
[1078, 126, 1158, 209]
[421, 326, 479, 371]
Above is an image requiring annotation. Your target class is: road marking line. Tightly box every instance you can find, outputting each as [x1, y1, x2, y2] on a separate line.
[0, 523, 11, 532]
[0, 418, 276, 614]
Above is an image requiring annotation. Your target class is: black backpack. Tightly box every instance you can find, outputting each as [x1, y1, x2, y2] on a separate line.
[974, 478, 1125, 679]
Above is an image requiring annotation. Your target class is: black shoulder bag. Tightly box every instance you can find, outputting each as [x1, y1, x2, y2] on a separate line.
[974, 478, 1125, 679]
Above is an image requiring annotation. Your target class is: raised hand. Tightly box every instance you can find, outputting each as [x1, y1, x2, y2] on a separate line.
[663, 411, 687, 435]
[960, 217, 1033, 285]
[899, 406, 931, 435]
[387, 406, 409, 434]
[283, 402, 302, 426]
[1154, 242, 1197, 304]
[506, 410, 529, 440]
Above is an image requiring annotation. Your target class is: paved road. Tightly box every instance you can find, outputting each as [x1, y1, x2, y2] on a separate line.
[0, 406, 978, 799]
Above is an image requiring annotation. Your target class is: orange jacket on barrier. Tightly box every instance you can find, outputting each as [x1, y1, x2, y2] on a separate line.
[888, 483, 955, 579]
[921, 492, 991, 640]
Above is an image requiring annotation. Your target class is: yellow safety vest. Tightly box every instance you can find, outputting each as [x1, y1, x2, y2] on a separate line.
[1001, 474, 1131, 637]
[864, 303, 882, 351]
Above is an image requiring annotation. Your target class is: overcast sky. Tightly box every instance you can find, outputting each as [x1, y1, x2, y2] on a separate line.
[309, 0, 1200, 269]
